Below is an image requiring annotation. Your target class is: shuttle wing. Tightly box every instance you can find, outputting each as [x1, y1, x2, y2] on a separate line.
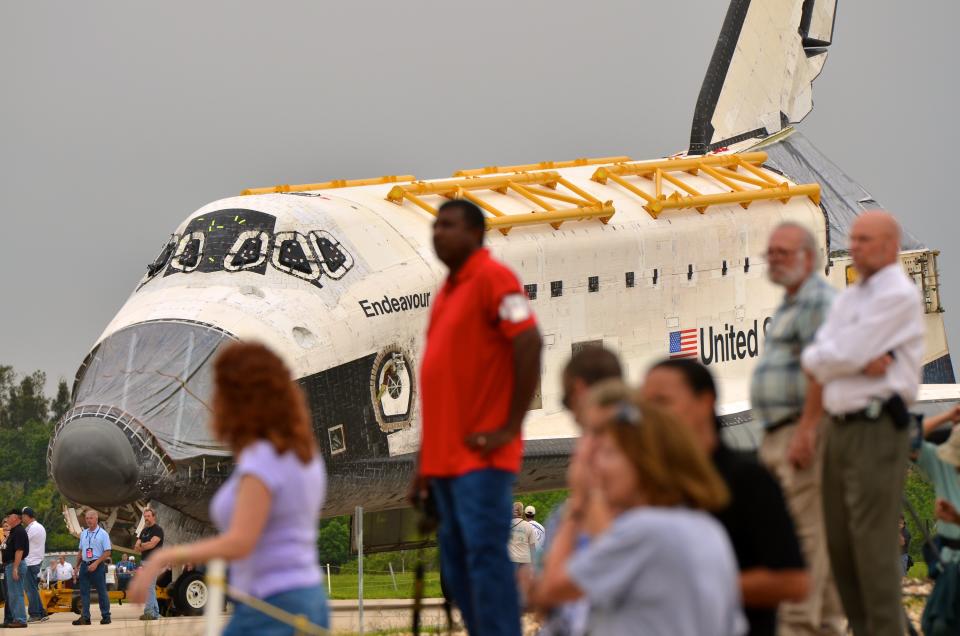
[689, 0, 838, 154]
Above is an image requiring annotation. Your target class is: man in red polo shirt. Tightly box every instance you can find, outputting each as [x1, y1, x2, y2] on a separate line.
[412, 198, 542, 636]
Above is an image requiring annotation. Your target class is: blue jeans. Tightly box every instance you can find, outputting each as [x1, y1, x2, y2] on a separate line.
[78, 562, 110, 620]
[223, 584, 329, 636]
[431, 468, 520, 636]
[25, 563, 46, 618]
[143, 571, 159, 617]
[4, 563, 28, 623]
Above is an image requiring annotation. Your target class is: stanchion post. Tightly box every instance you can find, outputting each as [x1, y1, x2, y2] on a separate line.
[326, 563, 331, 596]
[204, 558, 226, 636]
[388, 562, 398, 591]
[356, 506, 364, 636]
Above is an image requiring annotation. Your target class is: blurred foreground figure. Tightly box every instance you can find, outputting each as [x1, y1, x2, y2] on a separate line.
[642, 360, 808, 636]
[527, 382, 745, 636]
[538, 346, 622, 636]
[909, 405, 960, 634]
[802, 211, 924, 636]
[751, 222, 845, 635]
[411, 199, 542, 636]
[129, 342, 329, 635]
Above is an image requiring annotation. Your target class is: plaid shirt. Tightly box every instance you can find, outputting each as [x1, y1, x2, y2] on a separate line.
[751, 275, 835, 428]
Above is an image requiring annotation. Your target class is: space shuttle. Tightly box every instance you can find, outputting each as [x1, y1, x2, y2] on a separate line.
[48, 0, 957, 562]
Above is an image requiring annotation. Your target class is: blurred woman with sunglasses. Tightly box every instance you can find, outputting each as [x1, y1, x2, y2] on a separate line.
[526, 382, 746, 636]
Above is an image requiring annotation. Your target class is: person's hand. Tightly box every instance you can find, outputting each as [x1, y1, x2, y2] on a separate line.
[12, 568, 19, 582]
[787, 421, 817, 470]
[581, 487, 614, 537]
[127, 547, 173, 603]
[464, 426, 515, 458]
[407, 474, 430, 508]
[935, 499, 960, 525]
[566, 447, 590, 491]
[946, 404, 960, 425]
[863, 354, 893, 377]
[127, 559, 161, 604]
[87, 563, 97, 573]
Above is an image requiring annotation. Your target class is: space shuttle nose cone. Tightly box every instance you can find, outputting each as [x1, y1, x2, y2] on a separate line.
[50, 417, 141, 506]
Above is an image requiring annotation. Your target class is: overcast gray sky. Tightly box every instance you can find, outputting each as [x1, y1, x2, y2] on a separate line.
[2, 1, 958, 389]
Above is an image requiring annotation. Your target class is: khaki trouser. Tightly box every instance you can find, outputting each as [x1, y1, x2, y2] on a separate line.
[821, 413, 909, 636]
[759, 421, 846, 636]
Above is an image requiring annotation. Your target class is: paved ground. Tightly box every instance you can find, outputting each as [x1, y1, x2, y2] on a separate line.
[18, 599, 459, 635]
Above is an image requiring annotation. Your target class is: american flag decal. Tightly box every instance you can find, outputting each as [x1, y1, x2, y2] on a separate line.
[669, 328, 698, 359]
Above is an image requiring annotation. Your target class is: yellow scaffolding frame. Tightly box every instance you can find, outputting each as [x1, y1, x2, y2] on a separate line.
[386, 172, 614, 235]
[590, 152, 820, 218]
[453, 155, 631, 178]
[240, 175, 416, 196]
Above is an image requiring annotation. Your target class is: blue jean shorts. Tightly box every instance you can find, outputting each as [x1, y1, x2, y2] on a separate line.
[223, 584, 329, 636]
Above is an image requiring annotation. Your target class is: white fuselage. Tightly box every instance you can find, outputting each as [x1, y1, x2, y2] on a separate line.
[101, 160, 829, 460]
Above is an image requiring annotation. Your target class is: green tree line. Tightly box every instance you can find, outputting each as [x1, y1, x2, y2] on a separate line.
[0, 366, 76, 550]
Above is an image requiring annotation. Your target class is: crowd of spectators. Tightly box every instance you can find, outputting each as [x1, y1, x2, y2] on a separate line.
[411, 201, 958, 636]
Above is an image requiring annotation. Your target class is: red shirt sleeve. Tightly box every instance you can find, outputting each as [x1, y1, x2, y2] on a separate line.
[484, 264, 537, 339]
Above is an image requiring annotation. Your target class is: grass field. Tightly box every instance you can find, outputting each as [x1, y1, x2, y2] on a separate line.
[326, 570, 442, 600]
[907, 561, 928, 579]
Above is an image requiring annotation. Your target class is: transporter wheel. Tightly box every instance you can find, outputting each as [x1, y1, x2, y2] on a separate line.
[173, 571, 208, 616]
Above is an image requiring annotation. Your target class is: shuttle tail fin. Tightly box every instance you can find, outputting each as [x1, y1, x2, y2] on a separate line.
[689, 0, 838, 155]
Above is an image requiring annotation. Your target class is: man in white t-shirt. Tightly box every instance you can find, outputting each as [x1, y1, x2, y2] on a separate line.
[524, 506, 546, 554]
[55, 556, 74, 585]
[508, 502, 537, 569]
[21, 507, 48, 622]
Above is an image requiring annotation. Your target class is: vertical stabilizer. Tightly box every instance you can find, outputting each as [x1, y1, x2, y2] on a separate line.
[689, 0, 837, 155]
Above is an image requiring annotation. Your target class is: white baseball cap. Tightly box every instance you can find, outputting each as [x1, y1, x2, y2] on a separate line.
[524, 506, 536, 516]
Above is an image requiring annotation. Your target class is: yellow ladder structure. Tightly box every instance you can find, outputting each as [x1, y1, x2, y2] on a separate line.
[453, 155, 631, 177]
[591, 152, 820, 218]
[240, 174, 415, 196]
[237, 152, 821, 232]
[385, 171, 615, 235]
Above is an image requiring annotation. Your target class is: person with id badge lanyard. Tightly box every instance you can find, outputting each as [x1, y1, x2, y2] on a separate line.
[73, 509, 112, 625]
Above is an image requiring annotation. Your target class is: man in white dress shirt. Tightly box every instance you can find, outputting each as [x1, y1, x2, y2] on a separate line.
[54, 556, 74, 586]
[801, 210, 924, 636]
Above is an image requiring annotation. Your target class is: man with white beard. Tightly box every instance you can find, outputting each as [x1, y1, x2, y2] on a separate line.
[750, 222, 846, 635]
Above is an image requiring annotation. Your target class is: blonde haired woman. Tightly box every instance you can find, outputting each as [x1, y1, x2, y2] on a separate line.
[527, 384, 746, 636]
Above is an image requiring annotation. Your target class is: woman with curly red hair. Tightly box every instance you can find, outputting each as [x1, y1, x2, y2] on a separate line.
[129, 341, 328, 634]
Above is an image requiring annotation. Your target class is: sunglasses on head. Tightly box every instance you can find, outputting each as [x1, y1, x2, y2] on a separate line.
[613, 402, 642, 427]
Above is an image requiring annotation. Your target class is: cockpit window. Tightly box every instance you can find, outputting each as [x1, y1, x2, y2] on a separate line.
[147, 237, 176, 277]
[138, 208, 352, 292]
[225, 230, 270, 271]
[278, 239, 312, 274]
[273, 232, 322, 286]
[169, 232, 205, 272]
[166, 210, 275, 277]
[310, 230, 354, 280]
